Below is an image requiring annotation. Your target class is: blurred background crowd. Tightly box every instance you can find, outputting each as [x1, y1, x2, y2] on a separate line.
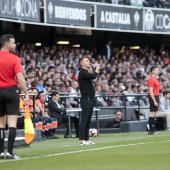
[17, 41, 170, 107]
[79, 0, 170, 8]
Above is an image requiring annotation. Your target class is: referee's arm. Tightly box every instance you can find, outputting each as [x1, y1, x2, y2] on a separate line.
[16, 72, 29, 103]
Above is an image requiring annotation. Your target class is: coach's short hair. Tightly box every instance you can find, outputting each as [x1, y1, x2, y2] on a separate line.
[79, 56, 88, 67]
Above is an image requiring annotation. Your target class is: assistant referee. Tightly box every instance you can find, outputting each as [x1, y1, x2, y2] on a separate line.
[0, 34, 29, 159]
[78, 56, 99, 145]
[147, 66, 160, 135]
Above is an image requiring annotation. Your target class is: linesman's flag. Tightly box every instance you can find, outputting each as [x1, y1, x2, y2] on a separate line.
[24, 105, 35, 144]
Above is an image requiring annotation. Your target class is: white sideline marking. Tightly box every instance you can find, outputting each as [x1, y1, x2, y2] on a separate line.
[1, 140, 170, 163]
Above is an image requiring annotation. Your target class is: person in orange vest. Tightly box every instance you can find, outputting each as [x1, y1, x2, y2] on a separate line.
[36, 91, 58, 139]
[17, 89, 43, 131]
[31, 87, 49, 139]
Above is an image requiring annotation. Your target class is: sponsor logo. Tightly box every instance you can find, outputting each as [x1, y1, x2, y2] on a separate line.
[0, 0, 39, 19]
[100, 11, 131, 25]
[16, 0, 21, 16]
[155, 14, 170, 30]
[54, 6, 87, 21]
[48, 1, 53, 18]
[134, 11, 140, 27]
[143, 9, 154, 31]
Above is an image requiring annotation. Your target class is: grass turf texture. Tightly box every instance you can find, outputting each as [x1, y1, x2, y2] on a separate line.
[1, 131, 170, 170]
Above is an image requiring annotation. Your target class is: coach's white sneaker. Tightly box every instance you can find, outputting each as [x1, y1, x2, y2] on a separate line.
[88, 141, 95, 145]
[6, 152, 20, 159]
[80, 141, 90, 146]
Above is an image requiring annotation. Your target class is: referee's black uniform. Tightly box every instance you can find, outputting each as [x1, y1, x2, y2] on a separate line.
[78, 68, 98, 141]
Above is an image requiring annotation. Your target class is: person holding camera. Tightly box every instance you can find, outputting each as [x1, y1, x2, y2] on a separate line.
[48, 91, 79, 138]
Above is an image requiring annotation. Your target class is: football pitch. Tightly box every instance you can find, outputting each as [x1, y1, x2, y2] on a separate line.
[0, 131, 170, 170]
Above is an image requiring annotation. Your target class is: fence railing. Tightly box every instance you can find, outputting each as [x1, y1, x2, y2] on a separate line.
[50, 92, 151, 121]
[19, 93, 151, 127]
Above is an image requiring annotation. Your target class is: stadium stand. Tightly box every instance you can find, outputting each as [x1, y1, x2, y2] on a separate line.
[1, 0, 170, 143]
[15, 43, 170, 135]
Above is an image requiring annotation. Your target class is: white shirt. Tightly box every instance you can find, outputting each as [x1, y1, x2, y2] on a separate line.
[106, 45, 111, 60]
[52, 99, 63, 108]
[159, 96, 170, 112]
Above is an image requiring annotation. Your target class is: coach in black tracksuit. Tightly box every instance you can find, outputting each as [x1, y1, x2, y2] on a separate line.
[78, 56, 99, 145]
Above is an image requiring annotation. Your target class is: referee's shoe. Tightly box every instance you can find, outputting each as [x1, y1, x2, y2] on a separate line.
[0, 152, 5, 159]
[148, 131, 160, 135]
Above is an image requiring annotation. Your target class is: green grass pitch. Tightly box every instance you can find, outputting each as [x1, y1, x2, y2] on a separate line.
[1, 131, 170, 170]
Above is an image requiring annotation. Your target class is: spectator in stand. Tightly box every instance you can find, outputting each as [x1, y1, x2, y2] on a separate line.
[102, 40, 113, 61]
[25, 77, 32, 89]
[36, 78, 45, 93]
[45, 78, 53, 86]
[143, 0, 155, 7]
[137, 85, 148, 106]
[59, 84, 75, 108]
[26, 68, 35, 78]
[70, 81, 79, 95]
[156, 0, 165, 8]
[101, 84, 111, 105]
[166, 0, 170, 8]
[102, 84, 122, 106]
[16, 43, 170, 109]
[111, 0, 118, 4]
[66, 85, 79, 108]
[161, 80, 168, 92]
[95, 86, 108, 107]
[156, 91, 170, 130]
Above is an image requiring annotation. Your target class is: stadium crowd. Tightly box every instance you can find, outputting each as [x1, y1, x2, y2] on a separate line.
[18, 42, 170, 105]
[16, 42, 170, 137]
[81, 0, 170, 8]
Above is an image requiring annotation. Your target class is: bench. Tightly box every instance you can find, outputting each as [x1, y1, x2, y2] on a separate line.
[4, 129, 42, 147]
[120, 120, 148, 132]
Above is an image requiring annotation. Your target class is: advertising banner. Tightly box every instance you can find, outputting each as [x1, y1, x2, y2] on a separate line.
[96, 5, 142, 31]
[0, 0, 40, 22]
[143, 9, 170, 32]
[46, 0, 91, 27]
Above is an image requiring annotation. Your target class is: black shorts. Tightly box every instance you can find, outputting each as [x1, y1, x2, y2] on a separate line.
[149, 96, 159, 112]
[0, 86, 19, 117]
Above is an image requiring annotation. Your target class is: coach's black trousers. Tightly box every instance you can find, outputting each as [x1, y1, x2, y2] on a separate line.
[79, 98, 94, 141]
